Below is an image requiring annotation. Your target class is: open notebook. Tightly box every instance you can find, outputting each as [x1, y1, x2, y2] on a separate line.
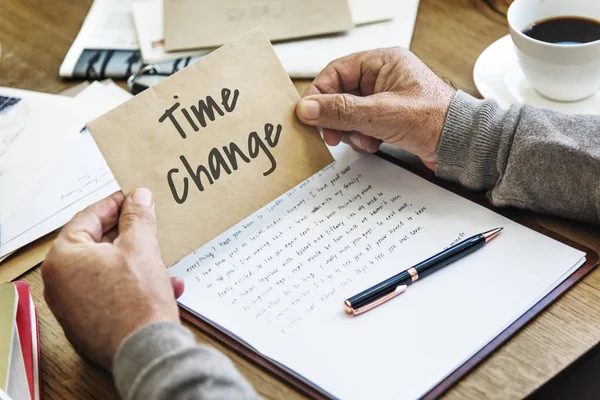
[170, 145, 588, 399]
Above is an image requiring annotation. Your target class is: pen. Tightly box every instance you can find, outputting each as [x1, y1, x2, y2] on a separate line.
[343, 227, 503, 316]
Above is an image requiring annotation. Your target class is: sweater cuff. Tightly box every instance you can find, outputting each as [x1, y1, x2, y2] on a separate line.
[113, 321, 197, 399]
[436, 91, 507, 191]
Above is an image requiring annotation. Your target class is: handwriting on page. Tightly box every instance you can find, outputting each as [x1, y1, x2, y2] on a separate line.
[59, 165, 113, 201]
[158, 88, 284, 205]
[177, 157, 460, 334]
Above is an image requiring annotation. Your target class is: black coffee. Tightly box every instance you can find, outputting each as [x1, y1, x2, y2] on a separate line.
[522, 16, 600, 44]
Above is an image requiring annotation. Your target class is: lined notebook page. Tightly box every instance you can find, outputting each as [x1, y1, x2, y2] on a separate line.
[170, 146, 585, 400]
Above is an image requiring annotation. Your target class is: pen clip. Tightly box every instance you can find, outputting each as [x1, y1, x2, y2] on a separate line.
[344, 285, 408, 316]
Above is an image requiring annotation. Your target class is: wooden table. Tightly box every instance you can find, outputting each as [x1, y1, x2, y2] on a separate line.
[1, 0, 600, 398]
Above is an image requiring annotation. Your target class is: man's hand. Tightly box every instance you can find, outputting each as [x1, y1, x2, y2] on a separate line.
[296, 47, 456, 171]
[42, 189, 184, 370]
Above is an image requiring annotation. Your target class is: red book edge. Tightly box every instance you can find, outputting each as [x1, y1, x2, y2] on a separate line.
[32, 302, 40, 400]
[14, 282, 40, 400]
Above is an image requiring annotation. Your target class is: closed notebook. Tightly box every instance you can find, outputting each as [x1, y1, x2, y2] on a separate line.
[14, 282, 40, 400]
[0, 282, 39, 400]
[0, 283, 29, 400]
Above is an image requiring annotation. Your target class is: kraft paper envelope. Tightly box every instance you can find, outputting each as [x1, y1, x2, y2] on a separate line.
[163, 0, 354, 51]
[88, 28, 333, 266]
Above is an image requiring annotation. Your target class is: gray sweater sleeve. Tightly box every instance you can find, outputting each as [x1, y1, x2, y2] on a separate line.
[113, 322, 258, 400]
[436, 90, 600, 225]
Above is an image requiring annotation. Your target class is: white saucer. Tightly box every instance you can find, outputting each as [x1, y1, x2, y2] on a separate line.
[473, 35, 600, 115]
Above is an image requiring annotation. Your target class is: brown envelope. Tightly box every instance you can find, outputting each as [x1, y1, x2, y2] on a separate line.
[163, 0, 355, 51]
[88, 28, 333, 266]
[0, 233, 56, 283]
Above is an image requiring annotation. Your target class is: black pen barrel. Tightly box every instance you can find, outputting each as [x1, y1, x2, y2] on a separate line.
[416, 235, 485, 279]
[347, 270, 412, 309]
[346, 234, 486, 310]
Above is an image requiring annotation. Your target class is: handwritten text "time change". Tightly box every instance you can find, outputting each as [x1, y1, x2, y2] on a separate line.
[158, 88, 282, 204]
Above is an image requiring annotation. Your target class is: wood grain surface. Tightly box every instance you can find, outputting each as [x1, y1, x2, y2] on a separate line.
[1, 0, 599, 399]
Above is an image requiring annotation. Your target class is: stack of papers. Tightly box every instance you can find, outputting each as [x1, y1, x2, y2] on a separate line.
[60, 0, 419, 80]
[0, 82, 131, 263]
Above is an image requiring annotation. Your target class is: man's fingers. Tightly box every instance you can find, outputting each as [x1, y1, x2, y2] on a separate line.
[302, 51, 385, 97]
[171, 277, 185, 299]
[297, 93, 378, 133]
[302, 84, 322, 97]
[322, 129, 381, 153]
[116, 188, 158, 250]
[101, 227, 119, 243]
[303, 55, 360, 96]
[322, 128, 343, 146]
[345, 132, 382, 153]
[60, 192, 125, 243]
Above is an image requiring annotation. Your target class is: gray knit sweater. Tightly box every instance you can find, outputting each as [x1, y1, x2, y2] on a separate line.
[112, 91, 600, 399]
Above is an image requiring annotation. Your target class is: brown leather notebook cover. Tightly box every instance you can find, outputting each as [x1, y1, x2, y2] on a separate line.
[179, 152, 599, 400]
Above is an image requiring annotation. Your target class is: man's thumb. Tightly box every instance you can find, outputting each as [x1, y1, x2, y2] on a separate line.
[296, 93, 376, 132]
[118, 188, 158, 247]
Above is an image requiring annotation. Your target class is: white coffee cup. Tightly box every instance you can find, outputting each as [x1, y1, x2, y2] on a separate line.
[508, 0, 600, 102]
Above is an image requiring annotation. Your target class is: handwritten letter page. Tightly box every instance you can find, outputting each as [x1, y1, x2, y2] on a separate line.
[171, 152, 585, 400]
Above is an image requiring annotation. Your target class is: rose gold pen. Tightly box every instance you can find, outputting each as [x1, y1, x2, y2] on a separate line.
[344, 228, 503, 316]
